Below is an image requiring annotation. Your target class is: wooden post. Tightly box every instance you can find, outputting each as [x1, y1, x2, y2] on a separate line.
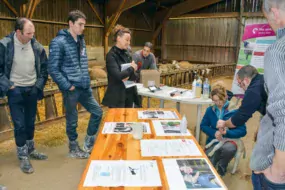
[2, 0, 19, 17]
[0, 103, 11, 131]
[236, 0, 245, 62]
[161, 20, 167, 60]
[45, 95, 57, 120]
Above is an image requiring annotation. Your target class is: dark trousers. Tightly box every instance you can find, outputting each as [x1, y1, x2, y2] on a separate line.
[206, 141, 237, 176]
[7, 86, 38, 147]
[252, 172, 285, 190]
[62, 87, 102, 141]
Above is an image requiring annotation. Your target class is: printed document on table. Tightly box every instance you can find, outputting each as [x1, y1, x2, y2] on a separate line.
[140, 139, 202, 157]
[163, 158, 226, 190]
[102, 122, 151, 134]
[152, 120, 191, 136]
[138, 110, 179, 119]
[83, 160, 162, 187]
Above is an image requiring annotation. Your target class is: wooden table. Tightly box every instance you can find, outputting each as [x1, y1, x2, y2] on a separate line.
[78, 108, 227, 190]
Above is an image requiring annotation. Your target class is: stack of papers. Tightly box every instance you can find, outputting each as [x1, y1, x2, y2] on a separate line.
[152, 120, 191, 136]
[121, 63, 136, 88]
[140, 139, 202, 157]
[138, 110, 179, 119]
[102, 122, 151, 134]
[84, 160, 162, 187]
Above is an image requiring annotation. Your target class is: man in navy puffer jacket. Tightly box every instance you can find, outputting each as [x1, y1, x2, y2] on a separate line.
[48, 10, 102, 159]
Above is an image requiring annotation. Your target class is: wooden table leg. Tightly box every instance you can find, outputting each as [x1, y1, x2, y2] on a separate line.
[195, 104, 202, 142]
[159, 99, 164, 108]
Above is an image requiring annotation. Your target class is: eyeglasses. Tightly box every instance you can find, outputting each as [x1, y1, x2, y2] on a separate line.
[237, 79, 244, 87]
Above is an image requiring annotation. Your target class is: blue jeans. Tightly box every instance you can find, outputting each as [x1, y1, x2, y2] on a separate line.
[62, 87, 102, 141]
[7, 86, 38, 147]
[206, 141, 237, 176]
[252, 172, 285, 190]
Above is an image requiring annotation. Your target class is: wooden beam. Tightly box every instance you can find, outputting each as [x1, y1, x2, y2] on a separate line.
[31, 18, 104, 28]
[171, 12, 264, 19]
[86, 0, 104, 25]
[104, 0, 126, 58]
[29, 0, 41, 19]
[152, 8, 173, 43]
[243, 12, 264, 17]
[2, 0, 19, 17]
[155, 0, 224, 21]
[25, 0, 34, 18]
[106, 0, 126, 37]
[173, 12, 239, 19]
[104, 0, 145, 58]
[122, 0, 145, 12]
[142, 12, 153, 30]
[128, 27, 152, 32]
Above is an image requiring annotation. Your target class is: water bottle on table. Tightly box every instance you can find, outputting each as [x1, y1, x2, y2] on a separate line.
[203, 78, 210, 99]
[180, 115, 188, 134]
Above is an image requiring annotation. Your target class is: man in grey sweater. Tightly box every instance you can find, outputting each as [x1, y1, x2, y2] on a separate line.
[132, 42, 157, 107]
[132, 42, 157, 75]
[251, 0, 285, 189]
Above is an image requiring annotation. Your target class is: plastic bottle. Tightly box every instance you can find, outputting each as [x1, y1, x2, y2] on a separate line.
[203, 78, 210, 99]
[192, 79, 197, 98]
[195, 77, 202, 98]
[180, 115, 188, 133]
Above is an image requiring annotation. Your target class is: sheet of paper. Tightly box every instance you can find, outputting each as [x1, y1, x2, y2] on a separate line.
[102, 122, 151, 134]
[163, 158, 225, 190]
[123, 80, 136, 89]
[138, 110, 179, 119]
[123, 160, 162, 187]
[120, 63, 136, 88]
[121, 63, 131, 71]
[140, 139, 202, 157]
[84, 160, 162, 187]
[152, 120, 191, 136]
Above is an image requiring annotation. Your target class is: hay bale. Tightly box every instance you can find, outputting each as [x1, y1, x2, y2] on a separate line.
[158, 64, 169, 74]
[89, 67, 107, 80]
[88, 60, 106, 68]
[178, 61, 192, 70]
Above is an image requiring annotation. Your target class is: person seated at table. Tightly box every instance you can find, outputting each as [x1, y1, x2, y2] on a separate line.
[200, 83, 247, 176]
[102, 24, 138, 108]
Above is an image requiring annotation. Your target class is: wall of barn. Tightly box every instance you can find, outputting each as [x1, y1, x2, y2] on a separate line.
[163, 17, 239, 63]
[160, 0, 265, 63]
[0, 0, 154, 61]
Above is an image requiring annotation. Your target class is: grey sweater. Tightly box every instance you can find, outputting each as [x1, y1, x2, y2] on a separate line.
[132, 50, 157, 72]
[250, 28, 285, 171]
[10, 34, 36, 87]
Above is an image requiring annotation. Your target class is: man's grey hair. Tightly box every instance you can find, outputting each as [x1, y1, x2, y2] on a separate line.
[263, 0, 285, 13]
[144, 42, 153, 50]
[237, 65, 258, 80]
